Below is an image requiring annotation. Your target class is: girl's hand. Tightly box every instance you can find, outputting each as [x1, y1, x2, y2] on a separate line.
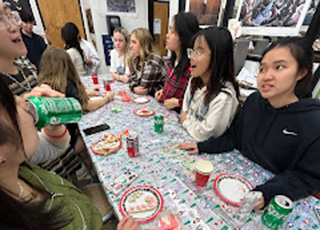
[24, 84, 65, 99]
[164, 98, 179, 109]
[87, 87, 100, 96]
[134, 86, 148, 95]
[180, 110, 186, 123]
[120, 75, 131, 83]
[155, 89, 163, 101]
[86, 58, 93, 66]
[179, 142, 199, 155]
[253, 196, 265, 210]
[117, 216, 141, 230]
[106, 91, 115, 101]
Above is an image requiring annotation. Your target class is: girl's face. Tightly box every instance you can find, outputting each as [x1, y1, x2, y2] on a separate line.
[130, 33, 140, 57]
[113, 32, 127, 53]
[190, 36, 211, 79]
[165, 21, 180, 53]
[257, 47, 306, 106]
[0, 4, 27, 60]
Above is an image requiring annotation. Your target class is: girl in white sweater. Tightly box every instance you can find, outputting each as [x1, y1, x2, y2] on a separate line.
[181, 27, 239, 141]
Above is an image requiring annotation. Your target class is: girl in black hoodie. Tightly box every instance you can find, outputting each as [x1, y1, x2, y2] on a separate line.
[179, 37, 320, 209]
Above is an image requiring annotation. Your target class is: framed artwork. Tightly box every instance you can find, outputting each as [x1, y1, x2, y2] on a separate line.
[186, 0, 224, 26]
[236, 0, 312, 36]
[106, 0, 137, 15]
[86, 9, 95, 34]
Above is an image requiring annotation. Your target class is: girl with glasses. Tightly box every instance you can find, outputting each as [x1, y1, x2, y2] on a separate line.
[180, 27, 239, 141]
[155, 12, 199, 112]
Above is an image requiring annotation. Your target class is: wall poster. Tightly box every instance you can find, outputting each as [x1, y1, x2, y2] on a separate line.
[186, 0, 223, 26]
[237, 0, 312, 36]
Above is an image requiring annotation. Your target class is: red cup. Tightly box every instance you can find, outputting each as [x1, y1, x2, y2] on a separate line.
[194, 160, 213, 187]
[92, 75, 98, 85]
[103, 79, 111, 91]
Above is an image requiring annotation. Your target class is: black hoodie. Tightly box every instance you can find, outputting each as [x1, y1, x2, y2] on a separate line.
[198, 92, 320, 206]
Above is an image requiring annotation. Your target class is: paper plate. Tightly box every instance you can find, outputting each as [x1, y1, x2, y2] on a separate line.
[214, 174, 253, 206]
[132, 97, 150, 104]
[91, 138, 122, 155]
[119, 185, 163, 223]
[133, 108, 155, 117]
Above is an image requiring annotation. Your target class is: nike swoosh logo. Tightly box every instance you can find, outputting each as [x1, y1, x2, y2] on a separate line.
[283, 128, 298, 136]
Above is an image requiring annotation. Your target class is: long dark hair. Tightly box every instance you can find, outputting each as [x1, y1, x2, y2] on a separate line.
[190, 27, 239, 105]
[170, 12, 199, 80]
[61, 22, 86, 69]
[0, 80, 72, 229]
[262, 37, 314, 98]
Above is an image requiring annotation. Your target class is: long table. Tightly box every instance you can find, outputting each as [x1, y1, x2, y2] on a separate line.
[79, 76, 320, 229]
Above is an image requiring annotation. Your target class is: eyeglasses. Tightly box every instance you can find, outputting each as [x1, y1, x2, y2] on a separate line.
[0, 11, 21, 30]
[187, 48, 208, 60]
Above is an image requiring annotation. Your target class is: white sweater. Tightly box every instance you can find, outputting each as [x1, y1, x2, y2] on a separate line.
[182, 78, 239, 141]
[66, 48, 87, 76]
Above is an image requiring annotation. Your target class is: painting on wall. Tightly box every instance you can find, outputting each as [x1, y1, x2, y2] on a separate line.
[237, 0, 312, 36]
[106, 0, 136, 13]
[186, 0, 223, 26]
[86, 8, 95, 34]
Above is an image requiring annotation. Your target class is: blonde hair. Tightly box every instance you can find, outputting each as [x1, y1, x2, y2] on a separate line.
[128, 28, 160, 73]
[113, 27, 130, 73]
[38, 46, 89, 109]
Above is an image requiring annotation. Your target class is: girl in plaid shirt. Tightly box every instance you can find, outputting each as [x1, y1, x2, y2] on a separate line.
[155, 12, 199, 113]
[128, 28, 167, 96]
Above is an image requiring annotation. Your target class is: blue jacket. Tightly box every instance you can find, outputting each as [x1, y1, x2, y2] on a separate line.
[198, 92, 320, 206]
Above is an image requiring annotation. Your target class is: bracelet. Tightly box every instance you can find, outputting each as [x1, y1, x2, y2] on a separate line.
[106, 94, 110, 102]
[43, 126, 68, 139]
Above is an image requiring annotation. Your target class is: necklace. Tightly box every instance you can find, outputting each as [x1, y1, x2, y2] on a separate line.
[0, 66, 32, 91]
[0, 180, 38, 202]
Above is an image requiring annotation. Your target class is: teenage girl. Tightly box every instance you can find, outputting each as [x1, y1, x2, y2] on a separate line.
[180, 27, 239, 141]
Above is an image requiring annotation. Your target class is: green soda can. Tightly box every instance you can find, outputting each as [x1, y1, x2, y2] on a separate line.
[154, 115, 164, 133]
[26, 97, 83, 128]
[262, 195, 293, 229]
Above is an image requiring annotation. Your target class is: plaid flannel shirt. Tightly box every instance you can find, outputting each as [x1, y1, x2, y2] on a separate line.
[160, 65, 191, 108]
[130, 54, 167, 96]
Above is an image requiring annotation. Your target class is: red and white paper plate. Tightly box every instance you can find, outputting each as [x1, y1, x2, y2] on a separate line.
[132, 97, 150, 104]
[133, 108, 155, 117]
[214, 174, 253, 206]
[119, 185, 163, 223]
[91, 138, 122, 155]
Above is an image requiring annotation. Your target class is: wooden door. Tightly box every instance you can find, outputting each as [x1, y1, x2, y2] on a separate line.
[36, 0, 85, 48]
[153, 2, 169, 57]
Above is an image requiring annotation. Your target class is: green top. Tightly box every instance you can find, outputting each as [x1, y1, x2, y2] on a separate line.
[19, 161, 102, 230]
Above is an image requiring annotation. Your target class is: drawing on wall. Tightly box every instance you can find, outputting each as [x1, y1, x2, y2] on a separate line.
[106, 0, 136, 13]
[237, 0, 312, 36]
[186, 0, 223, 25]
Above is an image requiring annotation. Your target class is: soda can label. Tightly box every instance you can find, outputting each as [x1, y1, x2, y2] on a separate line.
[262, 195, 293, 230]
[154, 115, 164, 133]
[26, 97, 83, 128]
[126, 131, 139, 157]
